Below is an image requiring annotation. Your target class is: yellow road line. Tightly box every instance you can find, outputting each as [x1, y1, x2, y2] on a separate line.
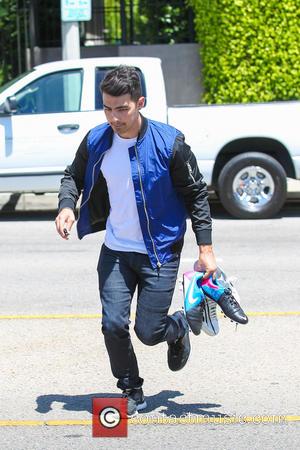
[0, 419, 91, 427]
[0, 415, 299, 427]
[130, 415, 300, 425]
[246, 311, 300, 317]
[0, 311, 299, 320]
[0, 313, 102, 320]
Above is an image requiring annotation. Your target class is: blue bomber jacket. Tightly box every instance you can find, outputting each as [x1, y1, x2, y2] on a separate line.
[58, 116, 212, 269]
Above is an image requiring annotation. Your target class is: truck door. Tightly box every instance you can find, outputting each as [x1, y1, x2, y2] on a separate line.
[0, 69, 85, 190]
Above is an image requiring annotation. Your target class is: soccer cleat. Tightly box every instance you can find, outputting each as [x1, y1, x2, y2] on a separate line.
[202, 297, 219, 336]
[122, 387, 147, 417]
[183, 271, 205, 335]
[201, 274, 248, 325]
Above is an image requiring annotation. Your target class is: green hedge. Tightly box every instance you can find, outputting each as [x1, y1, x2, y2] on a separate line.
[189, 0, 300, 103]
[0, 0, 17, 85]
[136, 1, 191, 44]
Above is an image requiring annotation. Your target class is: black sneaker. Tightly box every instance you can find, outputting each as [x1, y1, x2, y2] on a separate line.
[167, 311, 191, 371]
[218, 289, 248, 324]
[122, 387, 147, 417]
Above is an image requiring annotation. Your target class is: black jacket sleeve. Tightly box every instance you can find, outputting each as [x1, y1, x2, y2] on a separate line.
[58, 133, 89, 212]
[170, 133, 212, 245]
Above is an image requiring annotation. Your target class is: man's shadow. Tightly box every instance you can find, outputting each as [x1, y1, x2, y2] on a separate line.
[36, 390, 228, 418]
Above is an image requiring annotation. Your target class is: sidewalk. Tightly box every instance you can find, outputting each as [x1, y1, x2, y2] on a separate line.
[0, 179, 299, 212]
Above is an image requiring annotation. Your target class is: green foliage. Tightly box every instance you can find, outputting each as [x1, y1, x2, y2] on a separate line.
[103, 0, 122, 43]
[136, 1, 191, 44]
[189, 0, 300, 103]
[0, 0, 17, 85]
[103, 1, 192, 45]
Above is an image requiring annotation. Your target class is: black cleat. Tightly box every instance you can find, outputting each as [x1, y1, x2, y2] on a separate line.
[201, 273, 248, 325]
[218, 289, 248, 324]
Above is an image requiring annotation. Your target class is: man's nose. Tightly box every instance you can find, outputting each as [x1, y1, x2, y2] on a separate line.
[110, 111, 120, 122]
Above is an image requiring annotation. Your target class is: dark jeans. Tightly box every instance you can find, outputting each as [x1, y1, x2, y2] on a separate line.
[97, 244, 188, 391]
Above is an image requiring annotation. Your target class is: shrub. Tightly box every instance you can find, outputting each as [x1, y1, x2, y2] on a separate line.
[189, 0, 300, 103]
[0, 0, 17, 85]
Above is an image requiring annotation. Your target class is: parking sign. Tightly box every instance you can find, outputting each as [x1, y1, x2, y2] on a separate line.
[61, 0, 92, 22]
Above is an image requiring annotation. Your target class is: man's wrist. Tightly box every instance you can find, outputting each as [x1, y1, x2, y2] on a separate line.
[199, 244, 214, 253]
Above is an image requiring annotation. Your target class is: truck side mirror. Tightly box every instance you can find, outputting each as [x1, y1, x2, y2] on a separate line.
[3, 96, 18, 114]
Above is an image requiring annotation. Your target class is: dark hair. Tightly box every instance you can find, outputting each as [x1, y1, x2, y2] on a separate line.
[100, 65, 142, 101]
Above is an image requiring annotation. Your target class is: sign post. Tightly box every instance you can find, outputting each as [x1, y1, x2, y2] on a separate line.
[61, 0, 92, 60]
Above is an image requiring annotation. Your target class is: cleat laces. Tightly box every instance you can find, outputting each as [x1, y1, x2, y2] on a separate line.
[224, 289, 240, 307]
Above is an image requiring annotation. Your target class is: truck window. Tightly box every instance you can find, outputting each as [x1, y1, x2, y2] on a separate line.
[13, 70, 83, 115]
[0, 70, 34, 94]
[95, 67, 147, 110]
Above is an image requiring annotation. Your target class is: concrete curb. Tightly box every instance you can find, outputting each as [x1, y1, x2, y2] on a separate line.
[0, 179, 299, 212]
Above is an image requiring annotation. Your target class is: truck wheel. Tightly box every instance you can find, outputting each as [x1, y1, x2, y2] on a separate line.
[217, 152, 287, 219]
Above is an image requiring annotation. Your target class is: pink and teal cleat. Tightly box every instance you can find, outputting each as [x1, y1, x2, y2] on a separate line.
[183, 271, 205, 335]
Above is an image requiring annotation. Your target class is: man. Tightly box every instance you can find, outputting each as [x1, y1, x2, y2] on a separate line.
[55, 65, 217, 417]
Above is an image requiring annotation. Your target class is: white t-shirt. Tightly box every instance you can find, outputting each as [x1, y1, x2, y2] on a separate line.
[101, 133, 147, 254]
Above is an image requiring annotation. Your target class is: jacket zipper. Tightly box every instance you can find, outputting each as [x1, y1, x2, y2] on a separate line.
[186, 161, 196, 183]
[134, 144, 162, 269]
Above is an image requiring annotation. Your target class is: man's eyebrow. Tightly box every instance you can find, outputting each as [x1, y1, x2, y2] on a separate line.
[103, 104, 129, 109]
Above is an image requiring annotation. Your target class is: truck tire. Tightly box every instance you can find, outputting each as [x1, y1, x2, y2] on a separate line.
[217, 152, 287, 219]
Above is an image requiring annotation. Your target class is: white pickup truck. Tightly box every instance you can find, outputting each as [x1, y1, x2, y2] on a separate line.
[0, 57, 299, 218]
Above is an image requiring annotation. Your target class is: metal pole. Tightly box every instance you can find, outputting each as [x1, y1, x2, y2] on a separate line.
[29, 0, 36, 68]
[61, 21, 80, 60]
[187, 6, 195, 43]
[120, 0, 127, 45]
[129, 0, 134, 44]
[61, 0, 81, 60]
[23, 0, 30, 70]
[16, 0, 22, 73]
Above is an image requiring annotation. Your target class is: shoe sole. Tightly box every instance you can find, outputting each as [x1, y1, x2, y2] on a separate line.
[223, 313, 249, 324]
[202, 299, 219, 336]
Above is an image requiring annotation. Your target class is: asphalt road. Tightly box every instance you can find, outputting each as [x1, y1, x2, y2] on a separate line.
[0, 201, 299, 449]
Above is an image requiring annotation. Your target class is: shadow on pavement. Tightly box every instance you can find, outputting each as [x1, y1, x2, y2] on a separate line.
[0, 210, 57, 221]
[209, 200, 300, 220]
[35, 390, 228, 418]
[142, 390, 227, 417]
[0, 193, 21, 212]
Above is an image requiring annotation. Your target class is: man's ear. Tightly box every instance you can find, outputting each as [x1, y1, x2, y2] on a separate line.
[137, 97, 145, 110]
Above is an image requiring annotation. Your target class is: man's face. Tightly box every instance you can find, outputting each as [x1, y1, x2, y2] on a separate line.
[102, 92, 145, 138]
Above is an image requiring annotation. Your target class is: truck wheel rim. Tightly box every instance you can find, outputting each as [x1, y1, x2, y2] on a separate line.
[232, 165, 275, 210]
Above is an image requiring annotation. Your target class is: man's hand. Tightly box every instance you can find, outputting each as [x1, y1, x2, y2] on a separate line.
[195, 244, 217, 279]
[55, 208, 75, 240]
